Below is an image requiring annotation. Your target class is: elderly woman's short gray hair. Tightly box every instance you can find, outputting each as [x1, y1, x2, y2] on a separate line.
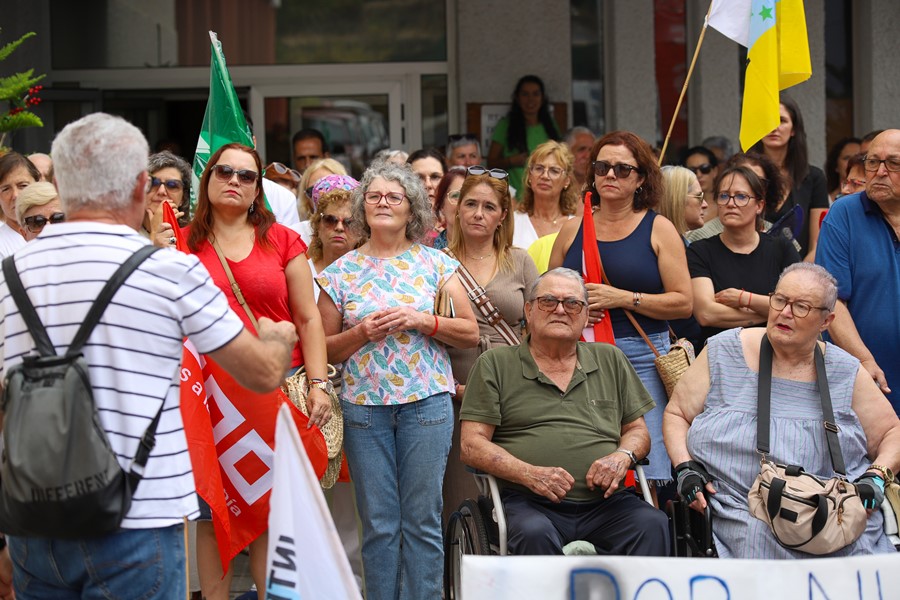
[16, 181, 59, 225]
[527, 267, 588, 304]
[350, 161, 432, 241]
[148, 151, 191, 191]
[778, 262, 838, 311]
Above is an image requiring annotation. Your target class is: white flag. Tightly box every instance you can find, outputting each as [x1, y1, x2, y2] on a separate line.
[707, 0, 752, 47]
[265, 404, 361, 600]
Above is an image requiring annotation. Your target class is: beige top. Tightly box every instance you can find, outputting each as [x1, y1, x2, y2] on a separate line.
[448, 247, 539, 385]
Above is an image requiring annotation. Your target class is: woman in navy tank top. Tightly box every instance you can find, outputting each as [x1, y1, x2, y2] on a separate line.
[549, 131, 693, 487]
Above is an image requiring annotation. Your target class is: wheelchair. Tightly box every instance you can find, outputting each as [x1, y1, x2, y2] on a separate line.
[665, 495, 900, 558]
[443, 464, 653, 600]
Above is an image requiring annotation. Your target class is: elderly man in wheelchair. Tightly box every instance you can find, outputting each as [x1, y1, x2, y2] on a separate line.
[457, 268, 669, 557]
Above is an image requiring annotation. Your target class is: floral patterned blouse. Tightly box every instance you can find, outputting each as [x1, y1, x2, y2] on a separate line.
[316, 244, 459, 405]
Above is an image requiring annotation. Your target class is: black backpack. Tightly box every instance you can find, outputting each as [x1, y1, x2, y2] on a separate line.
[0, 245, 161, 538]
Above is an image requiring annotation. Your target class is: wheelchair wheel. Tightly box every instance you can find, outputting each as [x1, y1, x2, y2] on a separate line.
[444, 499, 491, 600]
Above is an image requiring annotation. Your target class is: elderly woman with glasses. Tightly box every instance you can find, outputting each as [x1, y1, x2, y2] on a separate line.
[143, 151, 191, 248]
[549, 130, 693, 487]
[317, 161, 478, 600]
[16, 181, 64, 241]
[664, 263, 900, 558]
[687, 165, 801, 349]
[187, 142, 330, 600]
[442, 165, 539, 521]
[514, 140, 580, 252]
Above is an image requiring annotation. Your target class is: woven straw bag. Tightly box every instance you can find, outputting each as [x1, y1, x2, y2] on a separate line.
[282, 365, 343, 489]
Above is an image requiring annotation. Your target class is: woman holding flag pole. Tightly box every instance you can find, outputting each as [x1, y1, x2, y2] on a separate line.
[548, 131, 693, 492]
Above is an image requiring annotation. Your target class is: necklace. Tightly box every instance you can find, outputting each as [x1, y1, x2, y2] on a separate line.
[467, 253, 492, 261]
[534, 212, 563, 226]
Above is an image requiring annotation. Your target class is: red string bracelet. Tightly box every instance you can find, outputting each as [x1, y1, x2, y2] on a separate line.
[429, 315, 439, 336]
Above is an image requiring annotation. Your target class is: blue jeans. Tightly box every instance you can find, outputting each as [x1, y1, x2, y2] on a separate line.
[342, 392, 453, 600]
[7, 524, 185, 600]
[616, 332, 671, 482]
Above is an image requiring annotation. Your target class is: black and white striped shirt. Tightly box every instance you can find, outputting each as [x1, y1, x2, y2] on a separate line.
[0, 222, 244, 528]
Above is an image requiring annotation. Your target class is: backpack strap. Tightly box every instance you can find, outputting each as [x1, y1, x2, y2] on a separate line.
[127, 405, 164, 492]
[67, 245, 160, 357]
[2, 256, 56, 357]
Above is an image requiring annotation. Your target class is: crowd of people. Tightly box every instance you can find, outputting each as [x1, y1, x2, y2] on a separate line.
[0, 73, 897, 600]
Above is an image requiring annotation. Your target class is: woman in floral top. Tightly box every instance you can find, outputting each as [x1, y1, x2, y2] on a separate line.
[317, 161, 478, 600]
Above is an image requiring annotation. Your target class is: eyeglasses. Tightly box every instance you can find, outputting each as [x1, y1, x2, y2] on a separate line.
[266, 162, 301, 182]
[532, 295, 587, 315]
[686, 163, 715, 175]
[592, 160, 641, 179]
[716, 192, 756, 206]
[769, 293, 830, 318]
[212, 165, 258, 186]
[686, 192, 705, 202]
[150, 177, 184, 191]
[320, 214, 351, 228]
[446, 190, 461, 205]
[529, 164, 565, 179]
[863, 157, 900, 173]
[466, 166, 509, 181]
[23, 212, 65, 233]
[448, 133, 478, 144]
[364, 191, 407, 205]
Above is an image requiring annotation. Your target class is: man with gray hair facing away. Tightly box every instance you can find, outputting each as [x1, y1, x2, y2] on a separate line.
[0, 112, 298, 599]
[460, 267, 669, 555]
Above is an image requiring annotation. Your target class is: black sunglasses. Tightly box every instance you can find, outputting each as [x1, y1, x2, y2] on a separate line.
[592, 160, 641, 179]
[212, 164, 258, 185]
[150, 177, 184, 191]
[686, 163, 715, 175]
[320, 214, 351, 228]
[23, 212, 65, 233]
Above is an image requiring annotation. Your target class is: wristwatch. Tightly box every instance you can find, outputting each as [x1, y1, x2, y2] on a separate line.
[615, 447, 637, 467]
[309, 378, 335, 395]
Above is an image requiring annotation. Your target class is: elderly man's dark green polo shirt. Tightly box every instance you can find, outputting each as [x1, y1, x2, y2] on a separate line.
[460, 336, 654, 501]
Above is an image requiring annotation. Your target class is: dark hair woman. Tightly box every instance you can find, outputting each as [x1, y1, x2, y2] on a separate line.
[487, 75, 562, 196]
[751, 96, 828, 260]
[548, 130, 692, 486]
[824, 136, 861, 203]
[0, 152, 40, 257]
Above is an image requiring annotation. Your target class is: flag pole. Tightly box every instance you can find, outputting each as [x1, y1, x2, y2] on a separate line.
[658, 1, 716, 165]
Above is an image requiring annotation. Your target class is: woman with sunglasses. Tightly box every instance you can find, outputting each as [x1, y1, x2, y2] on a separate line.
[307, 175, 363, 300]
[297, 157, 348, 224]
[0, 152, 40, 257]
[549, 130, 693, 488]
[317, 161, 478, 600]
[264, 161, 302, 196]
[15, 181, 64, 241]
[142, 151, 191, 248]
[514, 140, 580, 253]
[431, 166, 467, 250]
[659, 166, 707, 239]
[442, 167, 538, 522]
[687, 165, 800, 349]
[187, 143, 330, 600]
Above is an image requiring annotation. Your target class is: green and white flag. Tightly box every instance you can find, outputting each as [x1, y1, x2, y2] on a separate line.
[190, 31, 254, 214]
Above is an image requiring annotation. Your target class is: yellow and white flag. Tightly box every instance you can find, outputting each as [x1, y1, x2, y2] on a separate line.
[265, 404, 361, 600]
[708, 0, 811, 151]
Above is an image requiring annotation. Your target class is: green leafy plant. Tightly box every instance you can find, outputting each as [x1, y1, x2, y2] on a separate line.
[0, 31, 45, 150]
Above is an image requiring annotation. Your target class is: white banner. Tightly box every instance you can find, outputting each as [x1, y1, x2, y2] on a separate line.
[265, 404, 361, 600]
[463, 553, 900, 599]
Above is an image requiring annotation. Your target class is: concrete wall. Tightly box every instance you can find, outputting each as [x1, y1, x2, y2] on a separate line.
[853, 0, 900, 134]
[789, 0, 827, 168]
[602, 0, 658, 143]
[455, 0, 572, 129]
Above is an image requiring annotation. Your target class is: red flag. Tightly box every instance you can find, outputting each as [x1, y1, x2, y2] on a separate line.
[161, 201, 188, 252]
[181, 347, 329, 571]
[580, 191, 616, 344]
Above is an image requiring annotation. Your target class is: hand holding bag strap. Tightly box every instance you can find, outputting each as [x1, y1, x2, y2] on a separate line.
[757, 334, 846, 475]
[442, 248, 519, 346]
[212, 238, 258, 331]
